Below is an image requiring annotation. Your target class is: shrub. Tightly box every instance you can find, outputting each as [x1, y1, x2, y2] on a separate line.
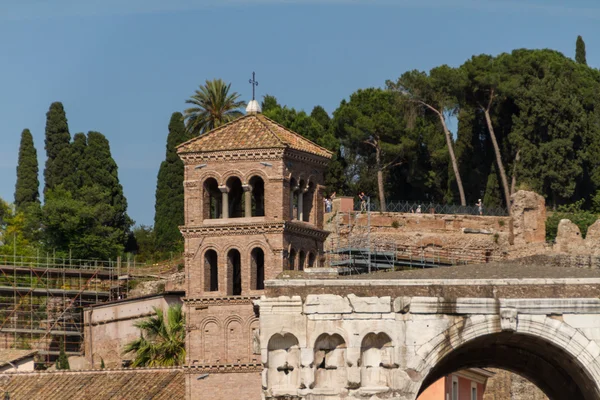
[391, 220, 400, 229]
[545, 200, 598, 241]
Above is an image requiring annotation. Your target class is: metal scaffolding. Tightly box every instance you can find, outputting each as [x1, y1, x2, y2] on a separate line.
[0, 254, 130, 368]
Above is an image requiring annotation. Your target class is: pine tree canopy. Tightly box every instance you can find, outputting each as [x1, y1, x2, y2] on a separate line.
[43, 102, 71, 194]
[153, 112, 187, 252]
[14, 129, 40, 212]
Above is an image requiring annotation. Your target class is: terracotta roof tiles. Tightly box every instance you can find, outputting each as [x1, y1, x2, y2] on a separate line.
[177, 114, 332, 159]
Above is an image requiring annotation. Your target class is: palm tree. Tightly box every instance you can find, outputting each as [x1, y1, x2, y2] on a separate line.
[184, 79, 246, 136]
[122, 304, 186, 367]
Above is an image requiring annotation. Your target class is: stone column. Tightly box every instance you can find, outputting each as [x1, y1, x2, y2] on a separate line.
[219, 186, 229, 219]
[243, 184, 252, 218]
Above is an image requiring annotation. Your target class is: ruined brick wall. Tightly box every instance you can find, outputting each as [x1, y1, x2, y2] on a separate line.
[187, 370, 262, 400]
[185, 300, 259, 365]
[484, 369, 547, 400]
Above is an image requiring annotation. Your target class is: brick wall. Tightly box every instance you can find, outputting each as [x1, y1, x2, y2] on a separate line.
[187, 370, 262, 400]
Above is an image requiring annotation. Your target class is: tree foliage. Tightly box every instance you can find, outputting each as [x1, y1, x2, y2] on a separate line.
[576, 35, 587, 65]
[123, 304, 186, 367]
[44, 102, 71, 194]
[14, 129, 40, 212]
[154, 112, 188, 252]
[183, 79, 245, 136]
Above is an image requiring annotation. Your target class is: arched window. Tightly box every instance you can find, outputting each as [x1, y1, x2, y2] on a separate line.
[226, 177, 244, 218]
[288, 248, 297, 271]
[307, 252, 316, 268]
[297, 179, 306, 221]
[314, 333, 347, 390]
[289, 178, 298, 220]
[204, 249, 218, 292]
[249, 176, 265, 217]
[203, 178, 222, 219]
[302, 182, 315, 223]
[267, 333, 300, 392]
[361, 332, 393, 389]
[227, 249, 242, 295]
[298, 250, 306, 271]
[251, 247, 265, 290]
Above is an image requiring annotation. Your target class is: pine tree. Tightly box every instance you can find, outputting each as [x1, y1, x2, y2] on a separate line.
[14, 129, 40, 212]
[576, 35, 587, 65]
[154, 112, 188, 252]
[43, 102, 71, 194]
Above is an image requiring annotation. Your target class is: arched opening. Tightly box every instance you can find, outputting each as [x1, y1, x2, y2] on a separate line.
[307, 252, 316, 268]
[203, 178, 222, 219]
[288, 248, 296, 271]
[251, 247, 265, 290]
[314, 333, 347, 390]
[249, 176, 265, 217]
[360, 332, 393, 390]
[289, 177, 298, 220]
[298, 250, 306, 271]
[227, 249, 242, 296]
[297, 179, 306, 221]
[302, 182, 314, 223]
[417, 332, 600, 400]
[203, 249, 218, 292]
[226, 176, 244, 218]
[267, 333, 300, 392]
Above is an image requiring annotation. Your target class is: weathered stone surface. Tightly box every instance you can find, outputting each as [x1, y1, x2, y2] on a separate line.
[585, 219, 600, 252]
[347, 294, 391, 313]
[484, 369, 548, 400]
[304, 294, 352, 314]
[554, 219, 584, 253]
[511, 190, 546, 246]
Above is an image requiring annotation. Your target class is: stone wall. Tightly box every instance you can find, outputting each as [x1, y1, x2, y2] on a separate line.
[484, 369, 547, 400]
[187, 369, 262, 400]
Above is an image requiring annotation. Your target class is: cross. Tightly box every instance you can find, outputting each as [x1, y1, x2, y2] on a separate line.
[249, 71, 258, 100]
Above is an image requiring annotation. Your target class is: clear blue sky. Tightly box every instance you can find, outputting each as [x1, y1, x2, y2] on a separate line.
[0, 0, 598, 226]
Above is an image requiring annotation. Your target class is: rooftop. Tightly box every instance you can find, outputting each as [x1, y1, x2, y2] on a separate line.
[0, 350, 37, 367]
[177, 113, 333, 159]
[0, 368, 184, 400]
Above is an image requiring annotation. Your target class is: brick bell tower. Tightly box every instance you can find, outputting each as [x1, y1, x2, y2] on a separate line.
[177, 99, 332, 367]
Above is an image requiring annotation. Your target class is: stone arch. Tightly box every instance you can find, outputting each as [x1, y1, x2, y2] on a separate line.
[267, 333, 301, 393]
[221, 169, 245, 185]
[200, 317, 222, 363]
[289, 248, 297, 271]
[202, 177, 222, 219]
[307, 252, 316, 268]
[360, 332, 393, 390]
[243, 169, 270, 185]
[289, 177, 299, 220]
[250, 247, 265, 290]
[203, 248, 218, 292]
[224, 316, 246, 363]
[199, 170, 223, 185]
[412, 315, 600, 400]
[314, 333, 348, 390]
[226, 248, 242, 296]
[302, 181, 315, 223]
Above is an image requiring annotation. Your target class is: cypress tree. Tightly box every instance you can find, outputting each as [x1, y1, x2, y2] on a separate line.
[154, 112, 188, 251]
[63, 133, 87, 193]
[44, 102, 71, 194]
[14, 129, 40, 212]
[576, 35, 587, 65]
[483, 163, 503, 209]
[56, 337, 70, 370]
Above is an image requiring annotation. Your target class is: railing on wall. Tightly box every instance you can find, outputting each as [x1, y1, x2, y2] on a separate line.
[353, 199, 508, 217]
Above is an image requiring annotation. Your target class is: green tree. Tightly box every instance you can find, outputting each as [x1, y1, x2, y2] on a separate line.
[14, 129, 40, 212]
[387, 66, 468, 205]
[332, 88, 415, 211]
[576, 35, 587, 65]
[56, 337, 70, 370]
[183, 79, 245, 136]
[483, 163, 503, 209]
[63, 133, 87, 193]
[154, 112, 188, 252]
[44, 102, 71, 194]
[123, 304, 186, 367]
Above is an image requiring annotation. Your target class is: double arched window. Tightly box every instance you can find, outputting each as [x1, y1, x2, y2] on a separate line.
[203, 246, 266, 295]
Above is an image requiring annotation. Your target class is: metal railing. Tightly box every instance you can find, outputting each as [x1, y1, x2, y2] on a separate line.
[354, 199, 508, 216]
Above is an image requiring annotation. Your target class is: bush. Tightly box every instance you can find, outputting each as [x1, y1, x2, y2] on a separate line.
[391, 220, 400, 229]
[546, 200, 598, 242]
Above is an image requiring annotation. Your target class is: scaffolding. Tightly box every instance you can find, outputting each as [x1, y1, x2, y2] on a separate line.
[0, 254, 130, 368]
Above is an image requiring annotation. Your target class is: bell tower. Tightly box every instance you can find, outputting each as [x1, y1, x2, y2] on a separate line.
[177, 99, 332, 365]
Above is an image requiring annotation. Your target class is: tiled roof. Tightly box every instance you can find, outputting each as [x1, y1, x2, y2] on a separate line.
[0, 349, 37, 367]
[177, 114, 333, 159]
[0, 368, 184, 399]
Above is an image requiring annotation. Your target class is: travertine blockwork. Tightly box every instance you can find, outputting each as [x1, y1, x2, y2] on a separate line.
[259, 295, 600, 400]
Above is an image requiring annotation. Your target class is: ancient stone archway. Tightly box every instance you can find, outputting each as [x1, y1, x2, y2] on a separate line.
[412, 315, 600, 400]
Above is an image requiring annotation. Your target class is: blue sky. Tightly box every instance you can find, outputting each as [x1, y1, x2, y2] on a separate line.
[0, 0, 598, 226]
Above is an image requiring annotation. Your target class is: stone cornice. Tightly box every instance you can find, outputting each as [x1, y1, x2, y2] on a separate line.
[181, 222, 286, 238]
[284, 149, 330, 167]
[181, 148, 284, 164]
[284, 221, 330, 241]
[184, 363, 263, 373]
